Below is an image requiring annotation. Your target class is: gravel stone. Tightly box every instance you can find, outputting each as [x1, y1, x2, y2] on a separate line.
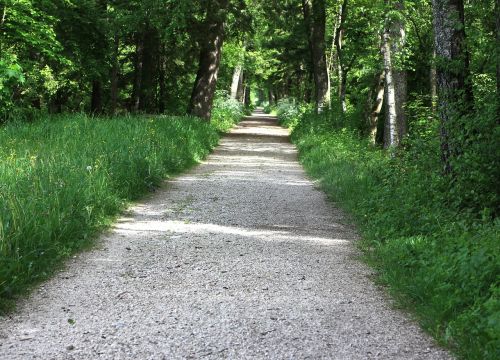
[0, 110, 452, 359]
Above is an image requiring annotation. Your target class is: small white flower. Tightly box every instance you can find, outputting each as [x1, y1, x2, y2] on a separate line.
[86, 166, 92, 172]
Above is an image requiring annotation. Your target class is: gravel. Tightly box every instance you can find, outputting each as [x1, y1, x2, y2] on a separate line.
[0, 110, 452, 359]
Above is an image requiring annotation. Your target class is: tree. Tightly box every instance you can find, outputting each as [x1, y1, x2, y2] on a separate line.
[303, 0, 330, 112]
[334, 0, 349, 113]
[432, 0, 472, 173]
[382, 0, 407, 149]
[496, 0, 500, 119]
[188, 0, 229, 120]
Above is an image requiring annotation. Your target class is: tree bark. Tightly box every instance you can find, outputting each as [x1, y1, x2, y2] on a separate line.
[432, 0, 473, 173]
[230, 66, 243, 99]
[139, 25, 159, 113]
[383, 0, 407, 148]
[369, 71, 385, 144]
[430, 48, 437, 113]
[303, 0, 331, 112]
[158, 44, 167, 114]
[383, 27, 398, 149]
[110, 35, 119, 116]
[90, 80, 102, 114]
[90, 0, 107, 115]
[496, 0, 500, 120]
[244, 83, 251, 107]
[335, 0, 348, 113]
[132, 31, 145, 113]
[188, 0, 228, 120]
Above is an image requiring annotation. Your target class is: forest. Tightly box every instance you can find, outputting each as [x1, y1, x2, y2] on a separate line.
[0, 0, 499, 359]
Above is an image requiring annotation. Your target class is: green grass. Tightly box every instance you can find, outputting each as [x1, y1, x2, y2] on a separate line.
[278, 108, 499, 360]
[0, 105, 241, 313]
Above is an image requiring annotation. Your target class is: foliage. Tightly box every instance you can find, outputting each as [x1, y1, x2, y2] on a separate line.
[211, 91, 245, 132]
[0, 104, 241, 313]
[281, 106, 500, 360]
[274, 98, 309, 129]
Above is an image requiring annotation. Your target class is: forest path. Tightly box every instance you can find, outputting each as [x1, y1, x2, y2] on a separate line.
[0, 109, 451, 359]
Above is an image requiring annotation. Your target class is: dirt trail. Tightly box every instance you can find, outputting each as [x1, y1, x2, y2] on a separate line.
[0, 110, 451, 359]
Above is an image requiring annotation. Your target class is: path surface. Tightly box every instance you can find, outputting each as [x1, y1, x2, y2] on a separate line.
[0, 110, 451, 359]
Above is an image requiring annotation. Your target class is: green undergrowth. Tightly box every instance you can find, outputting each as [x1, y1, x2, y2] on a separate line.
[276, 105, 499, 360]
[0, 104, 241, 313]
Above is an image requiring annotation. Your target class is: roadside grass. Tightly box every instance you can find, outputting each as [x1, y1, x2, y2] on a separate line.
[275, 104, 499, 360]
[0, 104, 242, 313]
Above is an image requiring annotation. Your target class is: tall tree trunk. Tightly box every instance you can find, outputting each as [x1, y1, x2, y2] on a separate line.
[158, 44, 167, 114]
[383, 27, 398, 149]
[90, 0, 107, 115]
[244, 83, 251, 107]
[496, 0, 500, 120]
[383, 0, 407, 148]
[237, 72, 245, 102]
[132, 31, 145, 113]
[110, 35, 119, 116]
[430, 49, 438, 113]
[230, 66, 243, 99]
[303, 0, 331, 112]
[90, 80, 102, 114]
[335, 0, 348, 113]
[188, 0, 228, 120]
[369, 71, 385, 144]
[432, 0, 473, 173]
[139, 25, 159, 113]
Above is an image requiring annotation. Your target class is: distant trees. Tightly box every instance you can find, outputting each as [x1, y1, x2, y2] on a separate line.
[0, 0, 252, 121]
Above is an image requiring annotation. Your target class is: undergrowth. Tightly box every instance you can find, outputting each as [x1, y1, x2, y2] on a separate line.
[0, 100, 241, 313]
[274, 101, 499, 360]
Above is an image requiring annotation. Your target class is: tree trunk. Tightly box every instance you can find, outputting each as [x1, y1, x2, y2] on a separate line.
[90, 80, 102, 114]
[110, 35, 119, 116]
[394, 69, 407, 140]
[139, 25, 159, 113]
[383, 0, 407, 148]
[432, 0, 473, 173]
[90, 0, 107, 115]
[132, 32, 145, 113]
[236, 71, 245, 102]
[430, 49, 438, 112]
[244, 83, 251, 107]
[383, 27, 398, 149]
[230, 66, 243, 99]
[158, 44, 167, 114]
[496, 0, 500, 120]
[335, 0, 348, 113]
[188, 0, 228, 120]
[303, 0, 331, 112]
[369, 71, 385, 144]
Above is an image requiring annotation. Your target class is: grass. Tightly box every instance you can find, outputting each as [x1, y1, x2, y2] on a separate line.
[0, 102, 242, 313]
[276, 105, 499, 360]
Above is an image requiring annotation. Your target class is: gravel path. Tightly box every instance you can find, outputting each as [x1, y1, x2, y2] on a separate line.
[0, 110, 451, 359]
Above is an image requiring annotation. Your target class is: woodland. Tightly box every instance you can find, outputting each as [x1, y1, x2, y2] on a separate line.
[0, 0, 499, 359]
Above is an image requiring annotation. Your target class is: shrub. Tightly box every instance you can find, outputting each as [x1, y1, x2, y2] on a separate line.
[284, 109, 500, 360]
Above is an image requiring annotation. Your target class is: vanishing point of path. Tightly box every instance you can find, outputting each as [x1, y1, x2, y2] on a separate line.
[0, 110, 451, 359]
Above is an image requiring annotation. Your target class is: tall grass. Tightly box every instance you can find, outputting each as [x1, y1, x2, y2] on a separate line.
[0, 106, 241, 312]
[275, 103, 499, 360]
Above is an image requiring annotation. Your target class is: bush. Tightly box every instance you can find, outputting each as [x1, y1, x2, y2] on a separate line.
[275, 98, 310, 129]
[285, 110, 500, 360]
[0, 106, 240, 313]
[211, 92, 244, 132]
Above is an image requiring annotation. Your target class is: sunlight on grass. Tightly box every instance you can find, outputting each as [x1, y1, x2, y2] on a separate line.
[0, 110, 240, 312]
